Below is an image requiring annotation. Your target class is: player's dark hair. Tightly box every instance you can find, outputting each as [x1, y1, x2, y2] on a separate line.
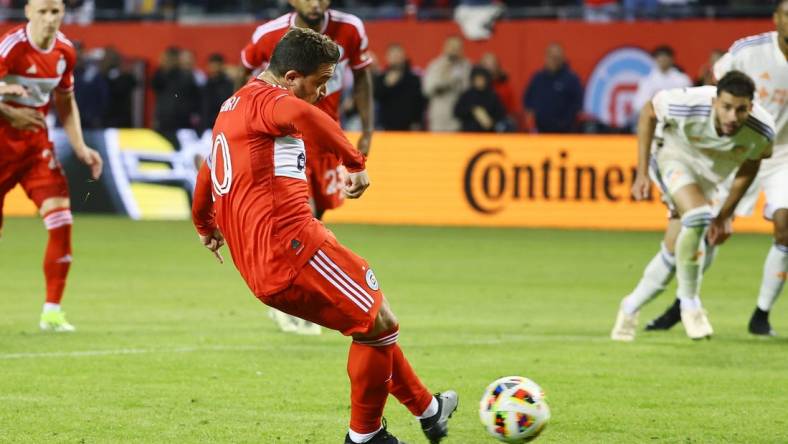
[652, 45, 674, 58]
[716, 70, 756, 99]
[268, 28, 340, 77]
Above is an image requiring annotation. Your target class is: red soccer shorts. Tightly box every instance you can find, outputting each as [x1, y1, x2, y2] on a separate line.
[0, 146, 69, 226]
[259, 235, 383, 336]
[307, 151, 346, 212]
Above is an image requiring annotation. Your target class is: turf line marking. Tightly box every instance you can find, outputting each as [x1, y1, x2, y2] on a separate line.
[0, 334, 609, 360]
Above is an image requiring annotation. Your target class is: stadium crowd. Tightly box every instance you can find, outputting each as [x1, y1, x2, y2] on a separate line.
[57, 36, 723, 141]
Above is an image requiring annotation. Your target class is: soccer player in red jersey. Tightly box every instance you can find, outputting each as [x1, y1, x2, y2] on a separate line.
[242, 0, 374, 335]
[193, 28, 457, 444]
[0, 0, 102, 332]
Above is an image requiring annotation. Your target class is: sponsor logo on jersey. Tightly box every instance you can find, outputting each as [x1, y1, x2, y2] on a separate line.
[26, 64, 37, 75]
[365, 268, 379, 291]
[56, 56, 66, 75]
[583, 47, 655, 128]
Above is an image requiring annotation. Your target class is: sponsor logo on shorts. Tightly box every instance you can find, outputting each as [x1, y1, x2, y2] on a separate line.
[365, 268, 379, 291]
[297, 152, 306, 171]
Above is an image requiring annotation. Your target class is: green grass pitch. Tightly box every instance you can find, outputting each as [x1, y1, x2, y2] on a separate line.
[1, 217, 786, 444]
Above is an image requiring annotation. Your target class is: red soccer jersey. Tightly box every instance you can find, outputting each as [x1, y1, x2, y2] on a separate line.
[240, 10, 372, 122]
[192, 80, 365, 297]
[0, 24, 76, 158]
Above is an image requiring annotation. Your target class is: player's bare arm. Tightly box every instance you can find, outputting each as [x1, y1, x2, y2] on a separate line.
[632, 101, 658, 201]
[0, 102, 46, 131]
[708, 157, 764, 245]
[53, 89, 103, 180]
[352, 67, 374, 156]
[0, 83, 28, 97]
[192, 163, 225, 263]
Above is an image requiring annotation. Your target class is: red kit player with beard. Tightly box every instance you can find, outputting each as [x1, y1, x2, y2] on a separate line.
[193, 28, 457, 444]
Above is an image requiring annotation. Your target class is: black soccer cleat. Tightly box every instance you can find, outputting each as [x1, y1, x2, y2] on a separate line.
[344, 419, 407, 444]
[748, 307, 776, 336]
[645, 298, 681, 331]
[420, 391, 459, 444]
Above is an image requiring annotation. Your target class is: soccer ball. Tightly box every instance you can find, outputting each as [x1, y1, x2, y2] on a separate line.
[479, 376, 551, 443]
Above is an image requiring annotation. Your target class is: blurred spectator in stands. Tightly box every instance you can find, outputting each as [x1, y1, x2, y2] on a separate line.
[374, 43, 426, 130]
[102, 47, 138, 128]
[584, 0, 619, 22]
[632, 45, 691, 114]
[0, 0, 11, 22]
[180, 49, 207, 87]
[423, 35, 471, 131]
[201, 53, 235, 131]
[695, 48, 724, 86]
[64, 0, 95, 24]
[454, 66, 508, 132]
[522, 43, 583, 133]
[74, 46, 110, 129]
[478, 52, 517, 125]
[152, 46, 201, 148]
[623, 0, 659, 20]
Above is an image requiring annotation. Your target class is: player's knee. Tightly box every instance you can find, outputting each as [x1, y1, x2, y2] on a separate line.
[773, 209, 788, 247]
[39, 197, 70, 217]
[680, 205, 713, 228]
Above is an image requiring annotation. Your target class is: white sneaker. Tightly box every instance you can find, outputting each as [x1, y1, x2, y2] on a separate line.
[295, 319, 322, 336]
[39, 310, 76, 332]
[681, 308, 713, 340]
[268, 308, 299, 333]
[611, 305, 638, 341]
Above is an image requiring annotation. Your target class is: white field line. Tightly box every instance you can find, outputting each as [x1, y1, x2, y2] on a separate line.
[0, 334, 608, 360]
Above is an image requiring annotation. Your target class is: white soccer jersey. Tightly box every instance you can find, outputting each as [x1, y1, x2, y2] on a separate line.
[653, 86, 775, 184]
[714, 32, 787, 148]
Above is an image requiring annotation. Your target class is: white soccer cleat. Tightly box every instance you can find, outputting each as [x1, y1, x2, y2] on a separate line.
[295, 319, 322, 336]
[681, 308, 713, 340]
[611, 305, 639, 342]
[268, 308, 299, 333]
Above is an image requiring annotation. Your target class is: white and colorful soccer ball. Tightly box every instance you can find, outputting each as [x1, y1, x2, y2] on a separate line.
[479, 376, 551, 443]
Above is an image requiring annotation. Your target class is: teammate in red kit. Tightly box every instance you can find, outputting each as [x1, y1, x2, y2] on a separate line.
[242, 0, 374, 335]
[193, 28, 456, 444]
[0, 0, 102, 332]
[241, 0, 374, 218]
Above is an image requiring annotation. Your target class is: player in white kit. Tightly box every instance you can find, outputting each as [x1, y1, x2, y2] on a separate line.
[611, 71, 775, 341]
[644, 1, 788, 336]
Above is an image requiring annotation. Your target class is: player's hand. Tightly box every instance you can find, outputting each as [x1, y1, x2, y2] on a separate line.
[343, 169, 369, 199]
[75, 146, 104, 180]
[0, 84, 28, 97]
[631, 172, 651, 201]
[707, 216, 733, 246]
[357, 132, 372, 157]
[199, 229, 225, 264]
[3, 107, 46, 131]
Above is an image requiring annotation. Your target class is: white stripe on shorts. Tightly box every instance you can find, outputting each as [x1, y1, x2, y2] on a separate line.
[309, 258, 371, 313]
[315, 250, 375, 305]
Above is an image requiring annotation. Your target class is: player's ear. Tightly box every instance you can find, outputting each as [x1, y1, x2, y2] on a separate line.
[283, 70, 303, 86]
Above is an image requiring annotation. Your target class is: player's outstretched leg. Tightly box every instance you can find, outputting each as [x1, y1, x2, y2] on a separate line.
[612, 241, 676, 341]
[387, 344, 458, 443]
[749, 210, 788, 336]
[39, 208, 75, 333]
[675, 206, 714, 340]
[646, 238, 718, 331]
[345, 304, 402, 444]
